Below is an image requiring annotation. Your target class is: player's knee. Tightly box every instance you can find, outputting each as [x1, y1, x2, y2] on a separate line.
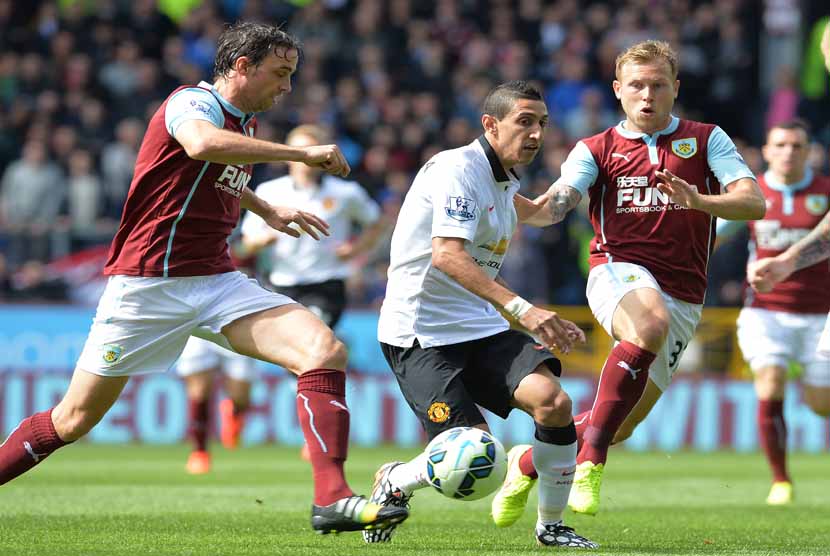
[636, 316, 669, 351]
[51, 406, 97, 442]
[304, 331, 348, 370]
[533, 389, 572, 428]
[804, 389, 830, 417]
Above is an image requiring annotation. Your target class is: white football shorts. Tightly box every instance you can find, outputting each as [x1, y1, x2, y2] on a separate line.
[174, 336, 258, 381]
[77, 272, 295, 377]
[737, 307, 830, 387]
[586, 262, 702, 392]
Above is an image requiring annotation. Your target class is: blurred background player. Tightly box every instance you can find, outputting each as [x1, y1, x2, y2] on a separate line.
[367, 81, 596, 548]
[176, 336, 257, 474]
[240, 123, 388, 461]
[490, 40, 764, 523]
[718, 119, 830, 505]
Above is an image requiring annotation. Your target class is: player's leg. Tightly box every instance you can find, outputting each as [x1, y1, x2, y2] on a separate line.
[363, 341, 483, 543]
[0, 368, 128, 484]
[486, 333, 594, 548]
[183, 370, 216, 473]
[218, 350, 257, 450]
[220, 302, 406, 533]
[737, 307, 798, 504]
[755, 365, 792, 504]
[176, 337, 221, 473]
[803, 386, 830, 417]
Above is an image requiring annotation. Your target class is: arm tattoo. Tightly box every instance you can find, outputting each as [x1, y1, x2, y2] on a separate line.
[547, 184, 582, 224]
[792, 211, 830, 271]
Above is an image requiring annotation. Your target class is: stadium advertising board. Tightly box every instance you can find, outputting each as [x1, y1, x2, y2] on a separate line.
[1, 306, 827, 451]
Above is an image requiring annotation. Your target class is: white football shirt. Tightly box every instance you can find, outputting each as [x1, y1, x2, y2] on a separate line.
[240, 175, 380, 286]
[378, 136, 521, 348]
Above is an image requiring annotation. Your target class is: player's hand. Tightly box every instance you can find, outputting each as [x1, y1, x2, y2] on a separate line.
[655, 169, 700, 209]
[746, 255, 794, 293]
[821, 20, 830, 73]
[264, 205, 330, 240]
[302, 144, 350, 177]
[518, 306, 586, 354]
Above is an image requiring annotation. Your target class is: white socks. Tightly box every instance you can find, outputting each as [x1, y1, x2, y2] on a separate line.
[388, 451, 430, 495]
[532, 436, 577, 525]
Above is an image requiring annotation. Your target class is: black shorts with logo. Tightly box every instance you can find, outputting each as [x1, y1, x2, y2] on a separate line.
[380, 329, 561, 440]
[272, 279, 347, 329]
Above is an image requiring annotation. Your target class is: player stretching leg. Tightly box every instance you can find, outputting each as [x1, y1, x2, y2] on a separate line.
[0, 22, 407, 535]
[364, 81, 596, 548]
[492, 40, 764, 522]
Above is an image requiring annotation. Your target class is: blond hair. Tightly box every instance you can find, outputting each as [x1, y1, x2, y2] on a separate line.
[286, 124, 330, 145]
[615, 40, 679, 80]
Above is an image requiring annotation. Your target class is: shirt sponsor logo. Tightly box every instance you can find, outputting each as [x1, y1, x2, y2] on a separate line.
[445, 196, 476, 221]
[615, 175, 688, 214]
[671, 138, 698, 159]
[215, 164, 251, 198]
[755, 220, 811, 250]
[805, 194, 828, 216]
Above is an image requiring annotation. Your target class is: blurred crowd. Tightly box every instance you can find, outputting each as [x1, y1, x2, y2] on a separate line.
[0, 0, 828, 307]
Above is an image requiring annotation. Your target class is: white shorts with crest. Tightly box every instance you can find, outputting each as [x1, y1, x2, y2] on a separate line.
[77, 272, 294, 377]
[586, 262, 702, 392]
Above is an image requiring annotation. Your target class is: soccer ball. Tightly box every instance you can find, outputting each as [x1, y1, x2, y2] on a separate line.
[424, 427, 508, 501]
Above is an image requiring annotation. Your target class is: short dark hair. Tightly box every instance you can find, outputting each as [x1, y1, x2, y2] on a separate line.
[768, 118, 810, 137]
[213, 22, 302, 79]
[481, 81, 544, 120]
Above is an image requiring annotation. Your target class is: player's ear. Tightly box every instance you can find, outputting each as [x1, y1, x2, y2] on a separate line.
[673, 79, 680, 99]
[235, 56, 252, 76]
[612, 80, 622, 100]
[482, 114, 498, 136]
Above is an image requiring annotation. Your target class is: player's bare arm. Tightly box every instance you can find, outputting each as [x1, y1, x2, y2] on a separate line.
[431, 236, 585, 352]
[173, 119, 350, 177]
[335, 216, 390, 260]
[655, 170, 765, 220]
[513, 184, 581, 227]
[748, 210, 830, 293]
[240, 187, 330, 240]
[821, 19, 830, 72]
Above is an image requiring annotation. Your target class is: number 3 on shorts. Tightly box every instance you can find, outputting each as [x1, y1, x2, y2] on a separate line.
[668, 340, 685, 370]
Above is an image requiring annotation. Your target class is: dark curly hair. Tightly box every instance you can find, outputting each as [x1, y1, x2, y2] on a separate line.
[213, 22, 302, 80]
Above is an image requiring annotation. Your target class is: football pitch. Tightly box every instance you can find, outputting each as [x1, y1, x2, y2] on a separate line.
[0, 446, 827, 556]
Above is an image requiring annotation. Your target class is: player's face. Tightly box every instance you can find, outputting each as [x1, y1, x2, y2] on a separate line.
[244, 47, 299, 112]
[287, 133, 322, 183]
[763, 127, 809, 181]
[490, 99, 548, 168]
[613, 60, 679, 135]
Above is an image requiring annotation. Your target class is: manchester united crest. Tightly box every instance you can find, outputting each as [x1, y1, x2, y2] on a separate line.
[805, 194, 828, 216]
[427, 402, 451, 423]
[671, 138, 698, 159]
[322, 197, 336, 210]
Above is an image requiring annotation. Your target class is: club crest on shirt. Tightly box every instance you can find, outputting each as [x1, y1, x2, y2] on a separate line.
[101, 344, 123, 365]
[671, 138, 697, 159]
[445, 196, 477, 221]
[322, 197, 336, 210]
[805, 194, 828, 216]
[428, 402, 451, 423]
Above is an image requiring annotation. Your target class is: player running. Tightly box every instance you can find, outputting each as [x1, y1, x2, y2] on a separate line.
[718, 120, 830, 505]
[490, 40, 764, 523]
[364, 81, 597, 548]
[0, 22, 407, 535]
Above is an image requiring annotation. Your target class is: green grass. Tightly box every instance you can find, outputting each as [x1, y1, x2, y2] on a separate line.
[0, 446, 828, 556]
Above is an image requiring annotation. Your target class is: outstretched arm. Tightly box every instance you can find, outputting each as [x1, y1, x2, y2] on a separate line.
[514, 183, 582, 226]
[747, 210, 830, 292]
[174, 119, 350, 176]
[431, 236, 585, 352]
